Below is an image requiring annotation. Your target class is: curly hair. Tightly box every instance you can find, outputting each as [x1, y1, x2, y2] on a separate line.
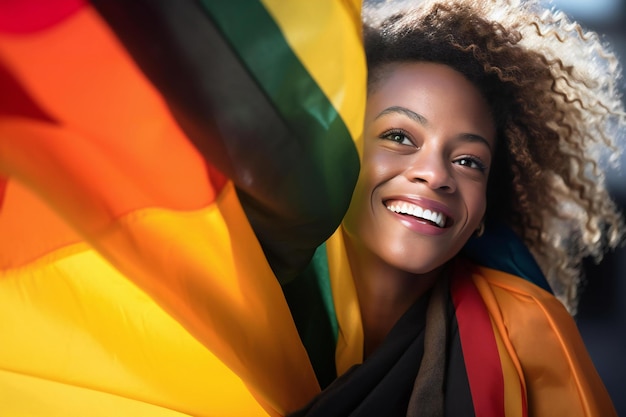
[363, 0, 626, 313]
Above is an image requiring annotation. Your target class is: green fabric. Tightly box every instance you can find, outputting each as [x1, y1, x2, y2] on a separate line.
[201, 1, 353, 384]
[199, 0, 360, 217]
[281, 244, 340, 388]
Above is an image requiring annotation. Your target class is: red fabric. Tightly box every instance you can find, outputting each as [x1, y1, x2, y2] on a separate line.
[0, 4, 219, 268]
[451, 268, 505, 417]
[0, 176, 6, 208]
[0, 61, 54, 121]
[0, 0, 85, 33]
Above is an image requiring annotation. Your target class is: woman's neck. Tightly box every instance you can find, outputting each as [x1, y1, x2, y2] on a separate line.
[343, 231, 443, 358]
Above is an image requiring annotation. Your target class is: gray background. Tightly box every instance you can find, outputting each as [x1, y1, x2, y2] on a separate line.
[556, 1, 626, 414]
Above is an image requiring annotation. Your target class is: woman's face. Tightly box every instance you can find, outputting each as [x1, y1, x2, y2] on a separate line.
[343, 62, 496, 276]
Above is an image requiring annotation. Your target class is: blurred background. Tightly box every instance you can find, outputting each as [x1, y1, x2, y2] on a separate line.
[553, 0, 626, 415]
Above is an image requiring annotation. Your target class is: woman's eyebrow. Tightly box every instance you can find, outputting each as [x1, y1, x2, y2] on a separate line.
[459, 133, 493, 152]
[375, 106, 493, 151]
[375, 106, 428, 125]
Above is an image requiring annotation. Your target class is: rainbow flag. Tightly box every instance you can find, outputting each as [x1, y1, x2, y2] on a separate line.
[0, 0, 365, 415]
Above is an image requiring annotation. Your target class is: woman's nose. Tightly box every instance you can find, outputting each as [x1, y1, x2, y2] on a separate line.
[404, 149, 456, 192]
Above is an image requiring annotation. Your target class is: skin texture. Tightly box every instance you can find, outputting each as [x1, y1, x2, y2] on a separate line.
[342, 62, 496, 356]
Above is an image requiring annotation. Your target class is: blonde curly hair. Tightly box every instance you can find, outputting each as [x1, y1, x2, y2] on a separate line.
[363, 0, 625, 313]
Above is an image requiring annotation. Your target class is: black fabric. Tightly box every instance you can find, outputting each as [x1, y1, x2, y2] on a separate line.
[288, 285, 475, 417]
[444, 311, 475, 416]
[90, 0, 358, 283]
[288, 292, 430, 417]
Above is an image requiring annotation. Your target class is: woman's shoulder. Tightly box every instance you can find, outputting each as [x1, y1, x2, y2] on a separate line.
[458, 259, 577, 335]
[466, 260, 564, 311]
[455, 259, 617, 417]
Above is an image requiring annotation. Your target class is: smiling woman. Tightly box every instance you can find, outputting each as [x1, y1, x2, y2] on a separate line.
[346, 62, 495, 275]
[288, 0, 625, 416]
[342, 63, 497, 358]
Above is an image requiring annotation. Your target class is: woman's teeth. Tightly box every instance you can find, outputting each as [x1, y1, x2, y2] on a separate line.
[386, 202, 446, 228]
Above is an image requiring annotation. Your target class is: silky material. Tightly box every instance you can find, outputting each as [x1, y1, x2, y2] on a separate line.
[287, 279, 477, 417]
[304, 228, 617, 416]
[0, 0, 364, 415]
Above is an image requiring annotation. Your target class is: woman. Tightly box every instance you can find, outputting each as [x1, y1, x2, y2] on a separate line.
[285, 0, 624, 415]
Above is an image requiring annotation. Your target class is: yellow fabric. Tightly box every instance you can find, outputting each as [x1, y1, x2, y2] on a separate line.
[326, 227, 364, 375]
[93, 182, 320, 412]
[0, 245, 271, 417]
[0, 183, 319, 416]
[472, 266, 617, 417]
[0, 117, 318, 415]
[0, 370, 192, 417]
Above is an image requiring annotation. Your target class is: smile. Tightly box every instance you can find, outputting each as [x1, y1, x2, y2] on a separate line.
[385, 201, 447, 228]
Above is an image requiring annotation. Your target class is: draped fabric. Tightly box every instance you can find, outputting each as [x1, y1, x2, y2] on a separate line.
[467, 265, 617, 417]
[293, 229, 617, 416]
[0, 1, 364, 415]
[288, 276, 476, 417]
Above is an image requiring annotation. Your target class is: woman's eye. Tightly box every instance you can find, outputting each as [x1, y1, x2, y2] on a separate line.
[381, 130, 412, 145]
[455, 157, 486, 172]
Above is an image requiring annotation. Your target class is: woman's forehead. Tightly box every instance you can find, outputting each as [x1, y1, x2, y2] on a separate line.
[366, 62, 496, 141]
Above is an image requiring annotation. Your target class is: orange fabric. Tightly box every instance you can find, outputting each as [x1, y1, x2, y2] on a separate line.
[0, 5, 320, 415]
[0, 6, 217, 267]
[472, 266, 617, 417]
[0, 179, 81, 268]
[0, 5, 214, 211]
[491, 321, 527, 417]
